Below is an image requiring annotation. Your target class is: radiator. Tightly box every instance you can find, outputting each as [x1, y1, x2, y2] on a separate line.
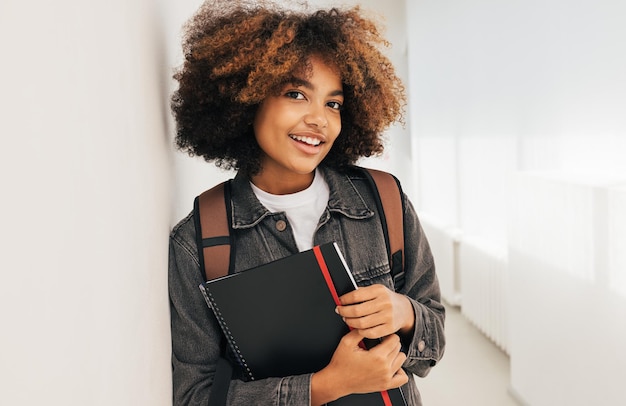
[420, 214, 509, 352]
[458, 237, 509, 353]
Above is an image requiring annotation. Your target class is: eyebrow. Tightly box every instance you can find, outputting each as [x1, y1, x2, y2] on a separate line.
[287, 77, 344, 97]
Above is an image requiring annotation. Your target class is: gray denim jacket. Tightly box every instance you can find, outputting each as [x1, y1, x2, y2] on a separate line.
[169, 165, 445, 405]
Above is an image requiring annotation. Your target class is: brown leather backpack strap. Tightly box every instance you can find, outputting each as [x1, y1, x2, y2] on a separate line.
[364, 168, 405, 289]
[193, 181, 232, 281]
[193, 181, 234, 405]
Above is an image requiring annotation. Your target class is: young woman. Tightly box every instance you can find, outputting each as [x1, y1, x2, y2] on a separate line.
[168, 1, 445, 405]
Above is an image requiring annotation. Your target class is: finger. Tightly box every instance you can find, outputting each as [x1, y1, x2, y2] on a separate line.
[367, 334, 400, 359]
[339, 284, 387, 305]
[336, 301, 371, 319]
[345, 316, 400, 340]
[379, 334, 402, 357]
[354, 322, 399, 340]
[342, 310, 383, 328]
[391, 348, 407, 371]
[339, 328, 365, 348]
[390, 367, 409, 387]
[338, 298, 388, 320]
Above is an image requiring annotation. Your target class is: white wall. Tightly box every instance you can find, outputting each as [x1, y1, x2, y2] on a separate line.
[406, 0, 626, 404]
[0, 0, 173, 404]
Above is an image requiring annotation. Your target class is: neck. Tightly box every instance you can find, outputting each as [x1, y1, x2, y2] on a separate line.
[250, 169, 316, 195]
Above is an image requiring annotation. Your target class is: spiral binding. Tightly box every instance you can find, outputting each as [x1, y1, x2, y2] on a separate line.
[199, 284, 254, 380]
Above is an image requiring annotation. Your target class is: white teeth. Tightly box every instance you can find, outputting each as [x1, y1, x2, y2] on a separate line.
[290, 135, 322, 146]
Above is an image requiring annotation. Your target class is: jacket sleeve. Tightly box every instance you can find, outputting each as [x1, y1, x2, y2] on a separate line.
[397, 196, 446, 377]
[168, 217, 311, 405]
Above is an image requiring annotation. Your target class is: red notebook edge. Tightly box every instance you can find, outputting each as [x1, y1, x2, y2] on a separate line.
[313, 245, 395, 406]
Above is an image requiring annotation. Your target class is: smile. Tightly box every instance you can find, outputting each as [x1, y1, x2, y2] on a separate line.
[289, 134, 323, 146]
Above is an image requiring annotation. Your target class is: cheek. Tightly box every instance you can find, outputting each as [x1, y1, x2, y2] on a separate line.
[254, 107, 292, 136]
[329, 117, 342, 141]
[253, 112, 277, 143]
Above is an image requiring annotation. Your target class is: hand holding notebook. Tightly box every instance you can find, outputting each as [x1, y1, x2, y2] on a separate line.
[311, 330, 408, 405]
[199, 242, 407, 405]
[336, 283, 417, 339]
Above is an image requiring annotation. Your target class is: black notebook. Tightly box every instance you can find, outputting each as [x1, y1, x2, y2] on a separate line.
[199, 242, 406, 406]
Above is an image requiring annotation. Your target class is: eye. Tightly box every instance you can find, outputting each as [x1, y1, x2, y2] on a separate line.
[327, 101, 342, 111]
[285, 91, 306, 100]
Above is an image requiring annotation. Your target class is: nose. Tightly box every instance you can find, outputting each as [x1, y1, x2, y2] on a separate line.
[304, 103, 328, 129]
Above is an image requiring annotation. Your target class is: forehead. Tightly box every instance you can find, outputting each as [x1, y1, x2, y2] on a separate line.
[292, 54, 341, 81]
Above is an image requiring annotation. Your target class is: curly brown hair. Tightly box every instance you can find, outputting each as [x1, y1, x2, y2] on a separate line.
[171, 0, 405, 175]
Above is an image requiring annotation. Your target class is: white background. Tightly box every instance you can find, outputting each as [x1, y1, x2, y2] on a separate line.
[1, 0, 624, 404]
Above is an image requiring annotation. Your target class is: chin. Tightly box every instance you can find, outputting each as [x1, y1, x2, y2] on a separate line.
[291, 167, 318, 176]
[288, 160, 324, 175]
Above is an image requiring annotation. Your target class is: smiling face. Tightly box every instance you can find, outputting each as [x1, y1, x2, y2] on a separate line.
[251, 55, 344, 194]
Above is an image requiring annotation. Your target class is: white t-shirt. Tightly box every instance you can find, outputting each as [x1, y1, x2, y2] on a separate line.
[250, 169, 330, 252]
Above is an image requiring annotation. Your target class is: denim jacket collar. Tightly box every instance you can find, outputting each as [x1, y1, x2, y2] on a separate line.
[229, 165, 374, 230]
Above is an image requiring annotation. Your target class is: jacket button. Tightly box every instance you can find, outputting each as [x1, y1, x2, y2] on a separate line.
[418, 340, 426, 352]
[275, 220, 287, 231]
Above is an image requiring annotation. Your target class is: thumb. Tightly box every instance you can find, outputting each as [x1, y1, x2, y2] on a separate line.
[340, 328, 365, 348]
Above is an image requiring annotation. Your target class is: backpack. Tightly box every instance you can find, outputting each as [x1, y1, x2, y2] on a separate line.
[193, 166, 405, 404]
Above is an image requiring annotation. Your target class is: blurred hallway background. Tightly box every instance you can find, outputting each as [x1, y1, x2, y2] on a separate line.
[417, 303, 518, 406]
[1, 0, 625, 405]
